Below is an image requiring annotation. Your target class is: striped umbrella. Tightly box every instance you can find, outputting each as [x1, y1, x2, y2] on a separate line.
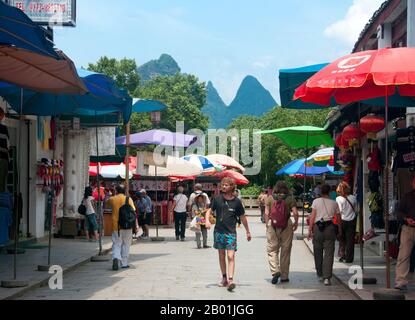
[181, 155, 222, 174]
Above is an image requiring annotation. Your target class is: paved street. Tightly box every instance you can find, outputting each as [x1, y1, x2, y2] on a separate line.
[16, 217, 357, 300]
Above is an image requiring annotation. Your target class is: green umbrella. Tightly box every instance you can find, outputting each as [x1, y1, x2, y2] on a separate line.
[256, 126, 334, 148]
[256, 126, 333, 237]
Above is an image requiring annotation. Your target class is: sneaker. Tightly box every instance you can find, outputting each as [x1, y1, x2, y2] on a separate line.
[395, 285, 408, 292]
[339, 257, 346, 263]
[324, 279, 331, 286]
[271, 273, 281, 285]
[197, 245, 202, 249]
[112, 258, 119, 271]
[181, 238, 185, 242]
[121, 265, 130, 269]
[281, 279, 290, 283]
[176, 236, 180, 241]
[203, 245, 211, 249]
[227, 281, 236, 292]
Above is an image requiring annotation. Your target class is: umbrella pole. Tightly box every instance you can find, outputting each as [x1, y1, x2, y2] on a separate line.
[125, 122, 130, 195]
[2, 89, 28, 288]
[301, 133, 309, 237]
[384, 91, 391, 289]
[90, 118, 110, 262]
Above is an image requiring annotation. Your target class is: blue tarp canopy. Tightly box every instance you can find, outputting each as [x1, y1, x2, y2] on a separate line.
[132, 99, 167, 113]
[280, 63, 415, 109]
[0, 69, 132, 123]
[276, 158, 334, 176]
[279, 64, 331, 110]
[0, 1, 58, 59]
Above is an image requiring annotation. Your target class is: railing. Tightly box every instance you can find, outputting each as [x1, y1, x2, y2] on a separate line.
[241, 195, 259, 209]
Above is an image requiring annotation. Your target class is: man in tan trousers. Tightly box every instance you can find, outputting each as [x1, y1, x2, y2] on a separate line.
[265, 182, 299, 284]
[395, 175, 415, 292]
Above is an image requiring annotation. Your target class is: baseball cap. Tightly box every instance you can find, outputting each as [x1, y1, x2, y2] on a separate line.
[140, 189, 147, 194]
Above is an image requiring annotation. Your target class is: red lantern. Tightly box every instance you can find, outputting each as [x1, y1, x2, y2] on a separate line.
[342, 123, 364, 142]
[360, 114, 385, 139]
[335, 134, 348, 149]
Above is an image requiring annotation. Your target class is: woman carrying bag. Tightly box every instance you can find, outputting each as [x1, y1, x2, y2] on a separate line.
[192, 194, 213, 249]
[336, 182, 357, 263]
[308, 184, 342, 286]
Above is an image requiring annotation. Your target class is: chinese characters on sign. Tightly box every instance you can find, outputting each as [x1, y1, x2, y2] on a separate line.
[8, 0, 76, 26]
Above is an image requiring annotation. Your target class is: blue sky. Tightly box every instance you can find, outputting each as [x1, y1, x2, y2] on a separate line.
[54, 0, 384, 104]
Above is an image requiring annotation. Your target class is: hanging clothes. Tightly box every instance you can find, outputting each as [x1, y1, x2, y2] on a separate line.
[49, 117, 56, 150]
[0, 207, 12, 245]
[37, 116, 44, 142]
[42, 118, 51, 150]
[393, 126, 415, 172]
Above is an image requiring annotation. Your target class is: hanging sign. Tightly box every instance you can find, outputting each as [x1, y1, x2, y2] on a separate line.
[8, 0, 76, 27]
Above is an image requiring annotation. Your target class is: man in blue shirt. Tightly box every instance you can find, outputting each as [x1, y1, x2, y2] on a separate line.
[140, 189, 153, 240]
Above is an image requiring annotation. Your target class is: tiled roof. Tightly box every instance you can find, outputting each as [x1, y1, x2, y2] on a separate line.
[352, 0, 392, 52]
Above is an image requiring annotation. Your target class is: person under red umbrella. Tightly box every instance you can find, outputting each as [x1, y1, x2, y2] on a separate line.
[294, 47, 415, 290]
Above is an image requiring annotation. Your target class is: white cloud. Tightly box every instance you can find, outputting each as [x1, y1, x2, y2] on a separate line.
[324, 0, 385, 46]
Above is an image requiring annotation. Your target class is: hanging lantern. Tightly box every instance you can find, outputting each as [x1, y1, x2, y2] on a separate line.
[360, 114, 385, 140]
[335, 134, 348, 149]
[150, 111, 161, 125]
[342, 123, 364, 147]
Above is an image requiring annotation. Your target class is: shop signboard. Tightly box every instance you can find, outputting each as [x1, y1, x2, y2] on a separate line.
[8, 0, 76, 27]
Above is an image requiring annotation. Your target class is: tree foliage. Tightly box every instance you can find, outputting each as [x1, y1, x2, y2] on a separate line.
[137, 73, 209, 132]
[88, 56, 141, 95]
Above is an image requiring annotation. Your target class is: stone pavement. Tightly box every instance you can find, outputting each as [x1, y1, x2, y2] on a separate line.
[303, 238, 415, 300]
[16, 217, 357, 300]
[0, 237, 112, 300]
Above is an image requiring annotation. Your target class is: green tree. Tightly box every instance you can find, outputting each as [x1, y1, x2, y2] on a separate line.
[88, 56, 140, 95]
[137, 74, 209, 132]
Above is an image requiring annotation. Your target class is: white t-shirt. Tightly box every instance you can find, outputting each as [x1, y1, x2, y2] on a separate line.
[312, 197, 339, 222]
[83, 196, 95, 215]
[174, 194, 189, 213]
[336, 195, 357, 222]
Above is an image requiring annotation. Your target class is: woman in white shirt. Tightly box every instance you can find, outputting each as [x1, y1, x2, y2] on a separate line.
[173, 186, 189, 241]
[83, 187, 99, 242]
[308, 184, 342, 286]
[336, 182, 357, 264]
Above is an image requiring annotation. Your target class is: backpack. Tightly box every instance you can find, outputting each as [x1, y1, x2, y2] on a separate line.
[118, 196, 136, 230]
[78, 200, 87, 216]
[270, 199, 289, 229]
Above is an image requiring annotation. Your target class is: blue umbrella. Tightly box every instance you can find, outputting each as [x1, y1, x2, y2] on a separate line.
[276, 158, 334, 176]
[280, 63, 415, 110]
[0, 2, 86, 94]
[132, 99, 167, 113]
[0, 1, 58, 58]
[0, 68, 132, 123]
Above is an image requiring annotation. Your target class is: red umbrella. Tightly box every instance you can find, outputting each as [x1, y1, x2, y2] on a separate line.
[294, 47, 415, 290]
[216, 170, 249, 185]
[294, 47, 415, 105]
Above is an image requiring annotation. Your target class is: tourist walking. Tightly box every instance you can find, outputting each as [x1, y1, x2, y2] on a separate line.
[206, 178, 252, 292]
[173, 186, 189, 241]
[308, 184, 342, 286]
[106, 185, 136, 270]
[336, 182, 357, 263]
[258, 189, 268, 223]
[135, 191, 146, 238]
[395, 175, 415, 292]
[140, 189, 153, 240]
[192, 193, 210, 249]
[82, 186, 99, 242]
[265, 182, 299, 284]
[188, 183, 210, 212]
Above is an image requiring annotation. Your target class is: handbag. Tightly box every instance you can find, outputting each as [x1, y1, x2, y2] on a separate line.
[189, 216, 201, 233]
[209, 214, 216, 225]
